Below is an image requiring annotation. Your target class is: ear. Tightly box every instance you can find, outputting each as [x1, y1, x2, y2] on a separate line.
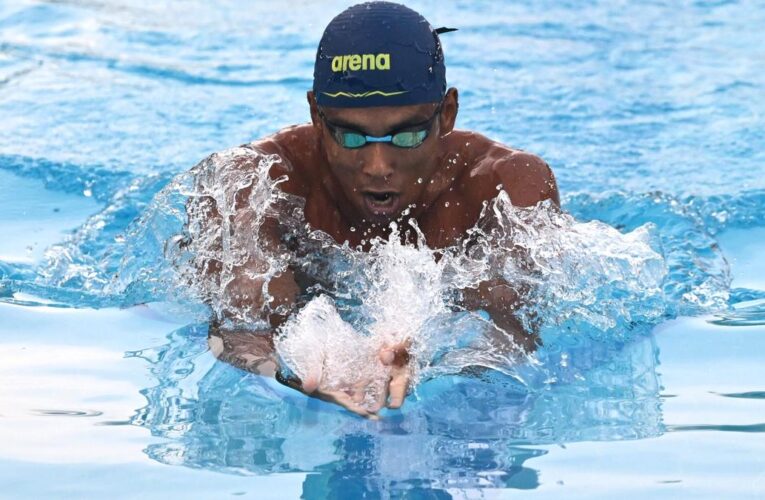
[439, 87, 459, 137]
[307, 91, 322, 130]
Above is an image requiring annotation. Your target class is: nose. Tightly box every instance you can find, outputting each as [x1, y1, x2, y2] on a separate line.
[359, 143, 395, 180]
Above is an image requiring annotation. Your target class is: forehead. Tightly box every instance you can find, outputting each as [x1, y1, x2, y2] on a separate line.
[319, 102, 438, 132]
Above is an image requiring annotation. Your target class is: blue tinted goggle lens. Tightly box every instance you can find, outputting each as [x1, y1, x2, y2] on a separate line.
[339, 132, 367, 148]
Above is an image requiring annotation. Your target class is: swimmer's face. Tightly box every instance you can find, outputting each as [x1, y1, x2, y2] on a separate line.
[309, 88, 458, 226]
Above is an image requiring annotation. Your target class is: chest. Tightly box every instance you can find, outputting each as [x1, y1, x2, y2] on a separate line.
[302, 186, 488, 250]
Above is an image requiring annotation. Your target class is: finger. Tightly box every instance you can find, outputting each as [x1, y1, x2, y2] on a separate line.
[301, 375, 320, 394]
[325, 390, 380, 420]
[379, 348, 395, 366]
[387, 370, 409, 409]
[351, 380, 368, 404]
[380, 341, 411, 367]
[301, 354, 325, 394]
[371, 377, 390, 413]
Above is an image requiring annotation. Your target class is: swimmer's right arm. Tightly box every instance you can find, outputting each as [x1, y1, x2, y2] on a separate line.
[208, 324, 278, 377]
[184, 142, 304, 326]
[188, 141, 397, 417]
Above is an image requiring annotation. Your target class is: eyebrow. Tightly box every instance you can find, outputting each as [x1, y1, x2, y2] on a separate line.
[324, 113, 434, 136]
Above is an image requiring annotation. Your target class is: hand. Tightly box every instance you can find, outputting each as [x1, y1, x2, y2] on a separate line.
[275, 341, 412, 419]
[276, 365, 386, 419]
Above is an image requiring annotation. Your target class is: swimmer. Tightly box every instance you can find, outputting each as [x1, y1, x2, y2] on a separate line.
[197, 2, 559, 418]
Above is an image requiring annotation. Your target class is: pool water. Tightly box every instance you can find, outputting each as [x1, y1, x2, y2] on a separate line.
[1, 0, 764, 498]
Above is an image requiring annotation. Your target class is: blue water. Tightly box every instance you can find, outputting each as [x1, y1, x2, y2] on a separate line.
[1, 1, 764, 498]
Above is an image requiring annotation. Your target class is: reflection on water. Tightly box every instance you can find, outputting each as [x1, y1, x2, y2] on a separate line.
[713, 391, 765, 400]
[29, 409, 103, 417]
[708, 299, 765, 327]
[128, 322, 663, 495]
[667, 423, 765, 433]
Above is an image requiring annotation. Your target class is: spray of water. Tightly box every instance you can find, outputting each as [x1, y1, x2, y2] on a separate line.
[3, 148, 733, 397]
[133, 148, 670, 399]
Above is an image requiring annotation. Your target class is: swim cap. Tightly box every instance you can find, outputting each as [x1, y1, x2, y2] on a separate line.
[313, 2, 449, 108]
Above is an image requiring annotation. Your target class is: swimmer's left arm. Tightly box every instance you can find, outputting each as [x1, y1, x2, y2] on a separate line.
[457, 149, 560, 354]
[459, 278, 538, 354]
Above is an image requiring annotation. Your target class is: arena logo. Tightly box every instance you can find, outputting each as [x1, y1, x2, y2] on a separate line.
[331, 53, 391, 72]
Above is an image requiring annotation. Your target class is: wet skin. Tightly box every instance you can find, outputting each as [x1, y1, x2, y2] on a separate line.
[203, 88, 560, 417]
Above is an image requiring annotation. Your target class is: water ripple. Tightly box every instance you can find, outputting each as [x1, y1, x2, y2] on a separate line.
[709, 299, 765, 327]
[712, 391, 765, 400]
[0, 41, 311, 87]
[31, 409, 103, 417]
[667, 423, 765, 433]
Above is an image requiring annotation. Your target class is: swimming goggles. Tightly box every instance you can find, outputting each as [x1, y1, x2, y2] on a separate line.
[317, 102, 442, 149]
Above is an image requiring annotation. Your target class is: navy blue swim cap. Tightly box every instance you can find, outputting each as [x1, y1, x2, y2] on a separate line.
[313, 2, 449, 108]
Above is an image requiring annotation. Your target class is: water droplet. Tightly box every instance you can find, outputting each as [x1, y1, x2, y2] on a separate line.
[444, 202, 450, 207]
[350, 227, 356, 232]
[417, 178, 423, 184]
[83, 189, 92, 197]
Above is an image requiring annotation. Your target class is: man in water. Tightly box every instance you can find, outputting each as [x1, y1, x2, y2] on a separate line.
[196, 1, 559, 417]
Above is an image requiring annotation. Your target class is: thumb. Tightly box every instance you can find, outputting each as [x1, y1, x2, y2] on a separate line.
[301, 357, 324, 393]
[379, 348, 395, 366]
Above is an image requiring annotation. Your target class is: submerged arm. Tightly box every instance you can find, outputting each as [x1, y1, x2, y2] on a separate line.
[459, 278, 539, 354]
[188, 143, 389, 417]
[184, 145, 303, 326]
[208, 324, 278, 377]
[457, 148, 561, 354]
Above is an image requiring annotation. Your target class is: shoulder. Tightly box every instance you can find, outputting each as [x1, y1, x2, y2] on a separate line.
[457, 132, 559, 208]
[493, 146, 559, 207]
[245, 124, 316, 179]
[194, 124, 316, 198]
[247, 124, 316, 161]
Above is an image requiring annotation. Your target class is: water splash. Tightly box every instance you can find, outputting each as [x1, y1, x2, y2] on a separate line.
[0, 148, 741, 393]
[98, 148, 668, 395]
[565, 190, 732, 314]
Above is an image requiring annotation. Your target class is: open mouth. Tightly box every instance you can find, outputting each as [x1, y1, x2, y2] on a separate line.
[362, 191, 400, 216]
